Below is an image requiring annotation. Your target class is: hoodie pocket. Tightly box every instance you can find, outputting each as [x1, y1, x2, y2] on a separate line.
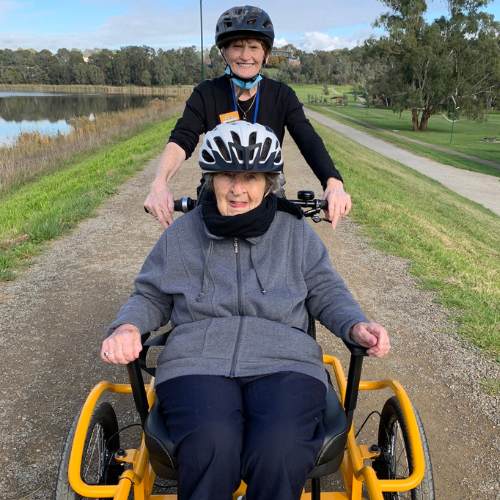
[202, 316, 240, 359]
[159, 322, 208, 362]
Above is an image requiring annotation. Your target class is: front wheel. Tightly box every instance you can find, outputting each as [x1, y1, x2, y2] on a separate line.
[373, 396, 435, 500]
[55, 402, 123, 500]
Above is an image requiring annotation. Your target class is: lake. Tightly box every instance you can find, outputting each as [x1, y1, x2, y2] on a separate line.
[0, 92, 158, 145]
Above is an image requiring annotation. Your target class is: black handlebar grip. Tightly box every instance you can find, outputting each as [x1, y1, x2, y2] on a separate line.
[342, 341, 368, 357]
[174, 197, 196, 213]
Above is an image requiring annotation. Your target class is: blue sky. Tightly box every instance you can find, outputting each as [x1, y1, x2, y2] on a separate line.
[0, 0, 499, 52]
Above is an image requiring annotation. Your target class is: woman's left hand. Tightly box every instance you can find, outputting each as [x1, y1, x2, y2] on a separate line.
[350, 322, 391, 358]
[323, 178, 352, 229]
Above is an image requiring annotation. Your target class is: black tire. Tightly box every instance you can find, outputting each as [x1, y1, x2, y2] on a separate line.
[373, 396, 435, 500]
[55, 402, 123, 500]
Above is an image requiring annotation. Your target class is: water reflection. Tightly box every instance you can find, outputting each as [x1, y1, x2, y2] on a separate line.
[0, 92, 156, 145]
[0, 118, 72, 145]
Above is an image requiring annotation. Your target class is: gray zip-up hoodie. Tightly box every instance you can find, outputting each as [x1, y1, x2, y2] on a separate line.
[109, 207, 367, 387]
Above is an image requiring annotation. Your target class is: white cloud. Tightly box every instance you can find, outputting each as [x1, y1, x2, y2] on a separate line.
[274, 38, 289, 48]
[300, 32, 367, 52]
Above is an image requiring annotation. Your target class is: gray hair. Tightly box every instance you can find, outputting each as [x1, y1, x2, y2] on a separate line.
[203, 172, 281, 196]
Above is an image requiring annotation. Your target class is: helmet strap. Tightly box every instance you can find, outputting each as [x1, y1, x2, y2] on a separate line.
[224, 65, 262, 90]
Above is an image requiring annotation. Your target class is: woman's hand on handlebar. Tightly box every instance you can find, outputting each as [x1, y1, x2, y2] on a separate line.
[350, 322, 391, 358]
[144, 182, 175, 228]
[323, 178, 352, 229]
[101, 324, 142, 365]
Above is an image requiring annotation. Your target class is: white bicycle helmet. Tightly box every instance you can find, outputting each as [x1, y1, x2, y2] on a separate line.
[199, 121, 283, 173]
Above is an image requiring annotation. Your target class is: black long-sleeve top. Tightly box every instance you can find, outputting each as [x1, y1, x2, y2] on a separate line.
[169, 75, 343, 187]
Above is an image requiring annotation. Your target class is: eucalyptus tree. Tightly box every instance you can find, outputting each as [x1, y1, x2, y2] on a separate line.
[372, 0, 500, 130]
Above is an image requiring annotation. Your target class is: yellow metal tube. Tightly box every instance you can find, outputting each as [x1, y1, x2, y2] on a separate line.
[68, 381, 132, 498]
[360, 467, 384, 500]
[324, 356, 426, 495]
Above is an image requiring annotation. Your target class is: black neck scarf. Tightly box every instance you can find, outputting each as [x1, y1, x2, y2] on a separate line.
[201, 192, 302, 239]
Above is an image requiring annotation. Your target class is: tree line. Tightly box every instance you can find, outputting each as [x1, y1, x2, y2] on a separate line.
[1, 0, 498, 130]
[0, 44, 368, 87]
[0, 46, 214, 86]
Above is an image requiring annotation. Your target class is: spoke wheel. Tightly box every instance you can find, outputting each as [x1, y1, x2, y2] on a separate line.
[55, 402, 123, 500]
[373, 397, 435, 500]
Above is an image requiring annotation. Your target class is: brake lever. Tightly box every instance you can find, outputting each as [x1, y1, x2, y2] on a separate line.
[303, 207, 330, 223]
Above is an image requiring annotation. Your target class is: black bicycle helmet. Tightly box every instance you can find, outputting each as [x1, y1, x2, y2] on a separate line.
[199, 121, 282, 173]
[215, 6, 274, 50]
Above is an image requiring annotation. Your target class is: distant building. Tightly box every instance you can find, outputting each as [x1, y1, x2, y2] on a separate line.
[271, 48, 300, 66]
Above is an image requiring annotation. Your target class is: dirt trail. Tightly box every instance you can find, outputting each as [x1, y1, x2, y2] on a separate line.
[0, 137, 498, 500]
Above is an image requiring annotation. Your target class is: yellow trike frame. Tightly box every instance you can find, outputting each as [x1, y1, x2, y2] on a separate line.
[65, 354, 427, 500]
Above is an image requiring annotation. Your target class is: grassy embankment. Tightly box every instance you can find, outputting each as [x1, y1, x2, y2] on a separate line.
[311, 121, 499, 360]
[292, 84, 500, 177]
[0, 116, 178, 281]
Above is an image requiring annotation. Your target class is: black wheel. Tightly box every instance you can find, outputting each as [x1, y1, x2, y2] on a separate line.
[373, 396, 435, 500]
[55, 402, 123, 500]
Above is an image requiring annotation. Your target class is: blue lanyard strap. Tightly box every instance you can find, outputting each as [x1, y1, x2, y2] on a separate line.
[231, 82, 260, 124]
[252, 89, 260, 124]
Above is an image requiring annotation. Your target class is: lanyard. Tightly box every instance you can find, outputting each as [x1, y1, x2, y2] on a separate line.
[231, 82, 260, 124]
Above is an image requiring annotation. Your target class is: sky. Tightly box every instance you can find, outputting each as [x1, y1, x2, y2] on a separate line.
[0, 0, 499, 53]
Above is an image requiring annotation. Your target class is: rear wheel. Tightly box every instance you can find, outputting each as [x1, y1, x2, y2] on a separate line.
[373, 396, 435, 500]
[55, 402, 123, 500]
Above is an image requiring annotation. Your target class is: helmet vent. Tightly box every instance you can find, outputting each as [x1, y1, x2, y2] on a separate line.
[214, 136, 231, 161]
[275, 151, 281, 163]
[261, 137, 272, 160]
[230, 131, 241, 146]
[264, 21, 272, 28]
[247, 18, 256, 25]
[230, 131, 244, 161]
[249, 132, 257, 146]
[202, 150, 215, 163]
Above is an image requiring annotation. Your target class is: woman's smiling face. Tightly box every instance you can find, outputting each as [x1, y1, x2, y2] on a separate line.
[213, 172, 267, 216]
[223, 38, 267, 79]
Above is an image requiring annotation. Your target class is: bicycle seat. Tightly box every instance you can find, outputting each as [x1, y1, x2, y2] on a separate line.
[143, 384, 348, 481]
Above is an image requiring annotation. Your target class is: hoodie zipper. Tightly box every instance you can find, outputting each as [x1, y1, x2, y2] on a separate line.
[230, 237, 244, 376]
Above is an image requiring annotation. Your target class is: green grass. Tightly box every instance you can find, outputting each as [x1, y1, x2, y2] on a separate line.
[291, 84, 354, 103]
[0, 117, 177, 280]
[479, 378, 500, 396]
[312, 121, 500, 359]
[295, 89, 500, 177]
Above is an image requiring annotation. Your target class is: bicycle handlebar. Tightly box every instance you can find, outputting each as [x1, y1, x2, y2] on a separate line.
[173, 192, 328, 222]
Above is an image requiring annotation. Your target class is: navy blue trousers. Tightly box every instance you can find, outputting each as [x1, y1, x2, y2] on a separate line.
[156, 372, 326, 500]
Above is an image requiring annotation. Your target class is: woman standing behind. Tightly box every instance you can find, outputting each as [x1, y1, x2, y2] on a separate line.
[144, 5, 351, 229]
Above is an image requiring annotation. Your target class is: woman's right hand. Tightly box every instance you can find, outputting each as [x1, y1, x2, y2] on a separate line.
[350, 322, 391, 358]
[144, 182, 175, 228]
[101, 324, 143, 365]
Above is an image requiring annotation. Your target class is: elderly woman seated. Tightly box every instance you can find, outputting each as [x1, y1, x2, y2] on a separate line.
[101, 121, 390, 500]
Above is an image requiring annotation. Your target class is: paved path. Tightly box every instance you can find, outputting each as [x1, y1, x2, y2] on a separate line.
[320, 106, 500, 170]
[305, 108, 500, 216]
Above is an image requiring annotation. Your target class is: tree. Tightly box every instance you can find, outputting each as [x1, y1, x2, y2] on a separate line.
[89, 49, 115, 84]
[206, 45, 225, 79]
[371, 0, 500, 130]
